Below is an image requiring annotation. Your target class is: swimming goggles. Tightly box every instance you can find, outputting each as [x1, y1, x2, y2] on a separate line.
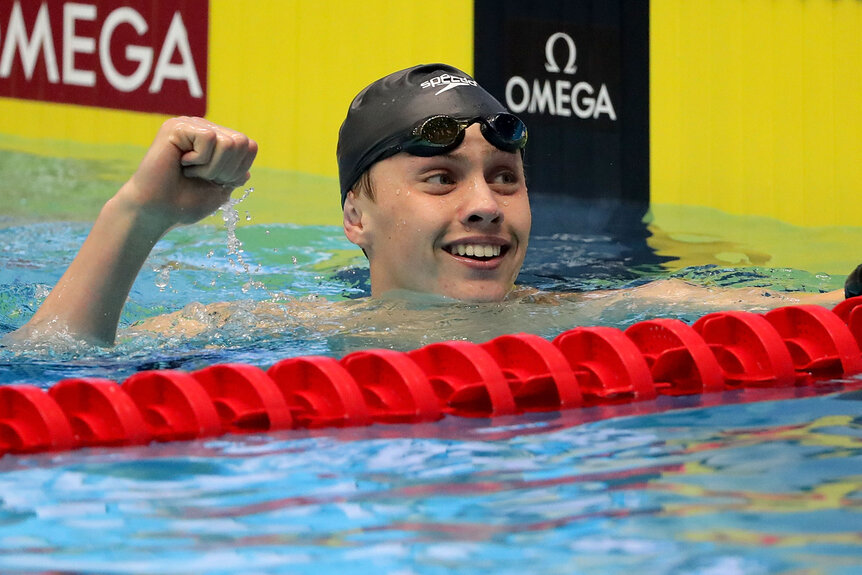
[403, 113, 528, 156]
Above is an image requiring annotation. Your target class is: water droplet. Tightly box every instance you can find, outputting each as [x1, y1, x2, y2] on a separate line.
[154, 265, 171, 291]
[206, 250, 214, 258]
[292, 256, 298, 264]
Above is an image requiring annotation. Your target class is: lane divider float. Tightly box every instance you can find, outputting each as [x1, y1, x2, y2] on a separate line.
[2, 298, 862, 456]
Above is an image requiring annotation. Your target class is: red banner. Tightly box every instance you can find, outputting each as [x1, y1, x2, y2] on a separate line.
[0, 0, 208, 116]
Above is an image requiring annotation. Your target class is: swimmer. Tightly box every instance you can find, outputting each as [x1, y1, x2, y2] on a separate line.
[7, 116, 257, 346]
[6, 64, 852, 346]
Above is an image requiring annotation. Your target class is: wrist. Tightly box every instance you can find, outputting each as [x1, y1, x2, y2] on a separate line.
[105, 183, 177, 238]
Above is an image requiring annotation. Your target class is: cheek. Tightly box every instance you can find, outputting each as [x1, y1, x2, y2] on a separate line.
[507, 198, 532, 233]
[522, 210, 533, 235]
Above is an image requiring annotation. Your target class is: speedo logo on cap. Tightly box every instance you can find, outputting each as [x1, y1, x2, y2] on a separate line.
[420, 73, 479, 95]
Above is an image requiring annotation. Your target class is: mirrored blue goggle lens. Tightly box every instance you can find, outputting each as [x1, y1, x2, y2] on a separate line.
[487, 114, 528, 148]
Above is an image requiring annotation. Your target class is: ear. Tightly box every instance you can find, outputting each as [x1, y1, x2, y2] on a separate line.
[343, 191, 371, 251]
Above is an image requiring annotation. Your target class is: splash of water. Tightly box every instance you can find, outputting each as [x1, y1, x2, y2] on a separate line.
[219, 187, 251, 260]
[218, 188, 267, 294]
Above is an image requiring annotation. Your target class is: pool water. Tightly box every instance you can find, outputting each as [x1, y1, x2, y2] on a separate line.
[0, 196, 848, 382]
[0, 386, 859, 574]
[1, 188, 861, 573]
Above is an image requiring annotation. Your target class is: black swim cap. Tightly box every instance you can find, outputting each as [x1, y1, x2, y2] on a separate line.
[337, 63, 512, 206]
[846, 263, 862, 299]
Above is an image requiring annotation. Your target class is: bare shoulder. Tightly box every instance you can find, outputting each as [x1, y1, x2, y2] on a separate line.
[538, 278, 843, 312]
[125, 297, 345, 340]
[600, 279, 843, 310]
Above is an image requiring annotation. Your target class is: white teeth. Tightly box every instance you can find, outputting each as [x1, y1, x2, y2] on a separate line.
[449, 244, 502, 258]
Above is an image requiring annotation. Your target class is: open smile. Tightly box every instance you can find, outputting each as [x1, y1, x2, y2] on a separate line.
[443, 242, 510, 262]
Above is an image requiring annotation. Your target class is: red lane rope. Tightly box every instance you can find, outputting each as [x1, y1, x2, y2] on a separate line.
[2, 297, 862, 456]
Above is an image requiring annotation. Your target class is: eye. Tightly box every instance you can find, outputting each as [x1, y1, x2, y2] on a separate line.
[493, 171, 518, 184]
[424, 172, 457, 187]
[489, 168, 523, 191]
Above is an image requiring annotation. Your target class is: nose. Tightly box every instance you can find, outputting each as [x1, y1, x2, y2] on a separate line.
[460, 177, 503, 227]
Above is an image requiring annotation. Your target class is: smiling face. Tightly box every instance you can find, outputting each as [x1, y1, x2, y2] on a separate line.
[342, 124, 531, 301]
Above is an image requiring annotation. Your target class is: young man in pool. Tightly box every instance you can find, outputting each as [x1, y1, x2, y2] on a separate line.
[7, 64, 852, 346]
[337, 63, 531, 302]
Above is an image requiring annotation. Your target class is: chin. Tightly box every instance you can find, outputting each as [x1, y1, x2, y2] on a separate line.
[443, 283, 512, 303]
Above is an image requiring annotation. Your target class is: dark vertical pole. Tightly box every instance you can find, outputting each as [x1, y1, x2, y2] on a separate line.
[473, 0, 649, 203]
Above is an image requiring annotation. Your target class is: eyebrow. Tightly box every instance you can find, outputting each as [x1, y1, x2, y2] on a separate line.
[438, 146, 519, 165]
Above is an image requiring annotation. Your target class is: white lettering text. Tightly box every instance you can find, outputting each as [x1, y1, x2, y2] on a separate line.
[0, 1, 59, 82]
[63, 2, 96, 87]
[505, 76, 617, 121]
[0, 2, 203, 98]
[148, 12, 201, 97]
[100, 7, 152, 92]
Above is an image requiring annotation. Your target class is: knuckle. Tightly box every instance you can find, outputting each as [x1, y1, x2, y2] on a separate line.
[216, 132, 237, 150]
[197, 129, 218, 146]
[163, 115, 192, 132]
[231, 133, 250, 148]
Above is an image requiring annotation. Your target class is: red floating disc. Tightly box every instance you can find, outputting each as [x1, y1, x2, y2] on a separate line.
[268, 356, 370, 428]
[193, 364, 293, 433]
[49, 378, 151, 447]
[341, 349, 441, 423]
[765, 305, 862, 380]
[481, 333, 582, 410]
[408, 340, 517, 417]
[833, 296, 862, 351]
[553, 326, 656, 403]
[0, 385, 76, 454]
[625, 318, 725, 395]
[693, 311, 796, 387]
[123, 370, 222, 442]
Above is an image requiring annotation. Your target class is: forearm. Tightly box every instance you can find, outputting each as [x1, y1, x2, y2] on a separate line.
[3, 118, 255, 349]
[19, 191, 172, 345]
[580, 279, 844, 311]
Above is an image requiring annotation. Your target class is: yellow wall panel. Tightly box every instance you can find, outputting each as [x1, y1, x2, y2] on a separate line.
[0, 2, 473, 167]
[2, 1, 859, 227]
[206, 0, 473, 177]
[0, 0, 473, 223]
[651, 0, 861, 227]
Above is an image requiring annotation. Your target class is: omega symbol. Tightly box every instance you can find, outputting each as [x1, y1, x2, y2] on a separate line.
[544, 32, 577, 75]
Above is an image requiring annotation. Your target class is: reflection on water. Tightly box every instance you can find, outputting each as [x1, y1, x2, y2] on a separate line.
[0, 208, 860, 573]
[0, 386, 858, 574]
[0, 209, 850, 386]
